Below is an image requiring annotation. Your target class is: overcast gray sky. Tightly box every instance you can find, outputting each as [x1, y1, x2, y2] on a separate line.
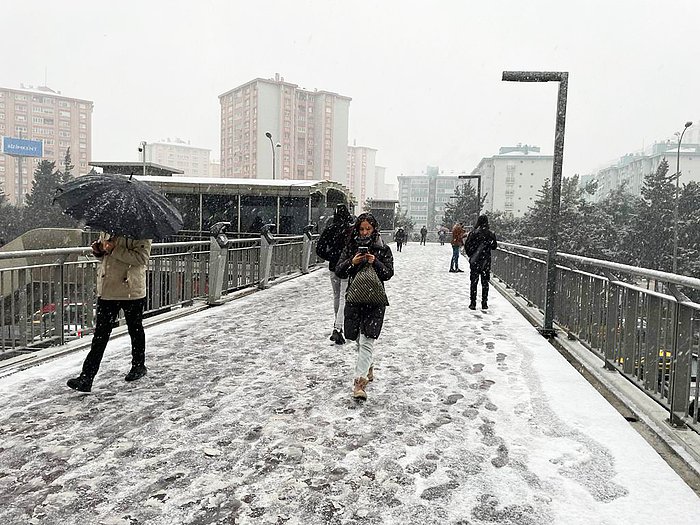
[4, 0, 699, 185]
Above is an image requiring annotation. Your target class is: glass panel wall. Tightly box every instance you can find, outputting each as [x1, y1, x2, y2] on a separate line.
[278, 197, 309, 234]
[202, 194, 239, 232]
[240, 195, 276, 233]
[166, 193, 200, 231]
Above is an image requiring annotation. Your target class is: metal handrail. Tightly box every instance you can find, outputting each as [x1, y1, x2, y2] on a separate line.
[1, 232, 321, 358]
[493, 242, 699, 431]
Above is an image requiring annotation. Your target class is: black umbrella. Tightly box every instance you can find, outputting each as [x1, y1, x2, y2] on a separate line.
[54, 173, 184, 240]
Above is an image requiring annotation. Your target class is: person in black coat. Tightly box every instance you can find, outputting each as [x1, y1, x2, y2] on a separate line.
[315, 204, 354, 344]
[420, 225, 428, 245]
[335, 213, 394, 400]
[464, 214, 498, 310]
[394, 227, 406, 252]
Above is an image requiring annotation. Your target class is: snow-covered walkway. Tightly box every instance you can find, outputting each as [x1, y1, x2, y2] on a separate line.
[0, 243, 698, 525]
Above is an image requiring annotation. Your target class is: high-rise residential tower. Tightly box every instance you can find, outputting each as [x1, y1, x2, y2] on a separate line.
[219, 74, 351, 182]
[346, 144, 377, 206]
[0, 85, 93, 204]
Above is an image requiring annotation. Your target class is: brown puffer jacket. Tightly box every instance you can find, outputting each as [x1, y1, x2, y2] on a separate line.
[451, 223, 465, 247]
[96, 233, 152, 300]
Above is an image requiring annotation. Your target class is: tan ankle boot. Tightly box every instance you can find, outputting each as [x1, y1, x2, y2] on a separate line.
[353, 377, 368, 400]
[367, 366, 374, 382]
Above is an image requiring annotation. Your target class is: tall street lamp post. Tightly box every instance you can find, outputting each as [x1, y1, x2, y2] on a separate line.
[502, 71, 569, 338]
[139, 141, 147, 177]
[673, 121, 693, 274]
[265, 132, 281, 180]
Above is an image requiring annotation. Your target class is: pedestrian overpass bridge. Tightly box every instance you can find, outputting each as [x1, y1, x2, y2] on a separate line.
[0, 239, 699, 524]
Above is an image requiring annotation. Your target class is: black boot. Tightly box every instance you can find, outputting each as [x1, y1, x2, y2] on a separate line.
[330, 329, 340, 342]
[67, 374, 93, 392]
[125, 364, 147, 382]
[335, 329, 346, 345]
[481, 301, 488, 310]
[468, 302, 476, 310]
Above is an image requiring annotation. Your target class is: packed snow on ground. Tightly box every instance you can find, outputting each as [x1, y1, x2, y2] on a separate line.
[0, 243, 698, 525]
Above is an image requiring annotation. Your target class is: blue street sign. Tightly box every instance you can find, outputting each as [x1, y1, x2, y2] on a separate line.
[2, 137, 43, 157]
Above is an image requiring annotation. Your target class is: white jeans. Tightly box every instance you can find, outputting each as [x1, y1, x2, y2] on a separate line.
[355, 333, 376, 379]
[329, 270, 348, 331]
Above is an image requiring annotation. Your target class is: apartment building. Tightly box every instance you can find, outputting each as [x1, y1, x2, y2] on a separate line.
[397, 166, 461, 230]
[346, 144, 377, 206]
[0, 85, 93, 204]
[470, 144, 553, 217]
[588, 139, 700, 202]
[209, 160, 220, 178]
[374, 165, 397, 200]
[143, 139, 210, 177]
[219, 74, 351, 182]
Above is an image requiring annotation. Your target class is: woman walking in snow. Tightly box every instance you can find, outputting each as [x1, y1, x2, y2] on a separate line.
[335, 213, 394, 400]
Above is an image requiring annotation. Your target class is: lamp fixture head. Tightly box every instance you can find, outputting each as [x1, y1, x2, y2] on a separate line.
[265, 132, 272, 139]
[685, 121, 693, 128]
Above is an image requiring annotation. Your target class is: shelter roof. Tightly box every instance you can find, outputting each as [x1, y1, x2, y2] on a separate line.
[90, 161, 184, 176]
[130, 175, 353, 200]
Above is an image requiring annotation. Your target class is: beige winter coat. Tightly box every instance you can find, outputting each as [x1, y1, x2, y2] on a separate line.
[95, 233, 152, 300]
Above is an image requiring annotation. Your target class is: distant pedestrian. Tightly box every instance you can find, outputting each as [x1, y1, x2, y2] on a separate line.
[450, 222, 465, 273]
[464, 215, 498, 310]
[394, 227, 406, 252]
[420, 226, 428, 245]
[335, 213, 394, 400]
[315, 204, 354, 344]
[438, 229, 446, 245]
[67, 233, 152, 392]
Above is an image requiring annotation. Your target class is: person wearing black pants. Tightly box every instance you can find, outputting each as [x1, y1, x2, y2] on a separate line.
[67, 233, 152, 392]
[464, 215, 498, 310]
[80, 298, 146, 381]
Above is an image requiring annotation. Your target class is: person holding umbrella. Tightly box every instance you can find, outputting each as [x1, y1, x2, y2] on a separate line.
[66, 234, 152, 392]
[55, 172, 183, 392]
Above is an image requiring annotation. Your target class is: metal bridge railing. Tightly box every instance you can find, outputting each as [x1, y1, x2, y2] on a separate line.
[0, 230, 321, 358]
[492, 242, 700, 431]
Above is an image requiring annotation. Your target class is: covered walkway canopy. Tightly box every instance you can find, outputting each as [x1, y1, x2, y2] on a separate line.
[133, 176, 352, 235]
[90, 161, 353, 235]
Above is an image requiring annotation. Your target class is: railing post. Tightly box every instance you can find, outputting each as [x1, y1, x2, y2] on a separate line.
[301, 225, 314, 274]
[18, 268, 28, 347]
[207, 222, 231, 306]
[259, 224, 277, 289]
[55, 255, 69, 346]
[668, 285, 693, 428]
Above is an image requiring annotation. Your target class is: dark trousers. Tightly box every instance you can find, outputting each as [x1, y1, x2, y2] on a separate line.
[82, 298, 146, 378]
[396, 241, 403, 252]
[420, 235, 426, 245]
[470, 266, 490, 305]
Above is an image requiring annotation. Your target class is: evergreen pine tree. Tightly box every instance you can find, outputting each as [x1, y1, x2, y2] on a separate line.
[519, 179, 551, 249]
[592, 183, 640, 263]
[0, 190, 23, 245]
[441, 182, 485, 228]
[24, 160, 78, 231]
[629, 158, 675, 271]
[394, 206, 415, 235]
[678, 180, 700, 277]
[60, 147, 75, 184]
